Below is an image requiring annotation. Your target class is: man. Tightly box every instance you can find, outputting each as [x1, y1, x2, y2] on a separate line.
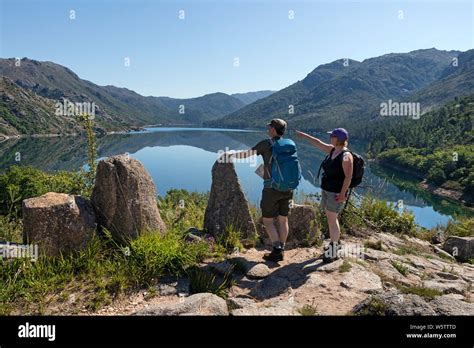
[222, 119, 296, 262]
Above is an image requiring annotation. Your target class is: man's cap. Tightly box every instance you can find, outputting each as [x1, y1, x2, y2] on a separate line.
[327, 128, 349, 141]
[266, 118, 287, 133]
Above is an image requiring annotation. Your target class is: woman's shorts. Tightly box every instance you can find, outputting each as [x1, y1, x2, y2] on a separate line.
[321, 189, 345, 214]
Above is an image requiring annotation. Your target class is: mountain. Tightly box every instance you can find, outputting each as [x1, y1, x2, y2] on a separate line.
[205, 49, 464, 134]
[0, 58, 247, 135]
[411, 49, 474, 112]
[0, 76, 82, 135]
[150, 93, 245, 124]
[231, 90, 275, 105]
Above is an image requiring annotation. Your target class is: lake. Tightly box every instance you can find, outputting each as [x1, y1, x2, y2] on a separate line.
[1, 127, 472, 229]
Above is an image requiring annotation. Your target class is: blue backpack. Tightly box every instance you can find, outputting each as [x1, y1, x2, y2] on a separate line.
[264, 138, 302, 192]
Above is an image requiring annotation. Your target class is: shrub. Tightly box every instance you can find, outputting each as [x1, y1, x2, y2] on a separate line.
[157, 189, 209, 230]
[400, 286, 442, 299]
[391, 260, 409, 276]
[354, 297, 388, 316]
[0, 166, 86, 217]
[359, 196, 417, 235]
[442, 217, 474, 238]
[298, 303, 318, 316]
[0, 215, 22, 243]
[187, 266, 234, 299]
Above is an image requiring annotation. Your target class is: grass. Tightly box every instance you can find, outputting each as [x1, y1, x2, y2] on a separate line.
[0, 188, 216, 315]
[0, 226, 212, 315]
[393, 241, 429, 257]
[364, 240, 383, 251]
[339, 259, 352, 273]
[215, 223, 243, 254]
[298, 303, 318, 316]
[227, 257, 248, 274]
[400, 286, 442, 299]
[354, 297, 389, 316]
[391, 260, 409, 276]
[187, 266, 234, 299]
[0, 215, 22, 243]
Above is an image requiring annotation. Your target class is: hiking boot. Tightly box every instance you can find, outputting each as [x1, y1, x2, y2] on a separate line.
[263, 247, 284, 262]
[322, 242, 341, 263]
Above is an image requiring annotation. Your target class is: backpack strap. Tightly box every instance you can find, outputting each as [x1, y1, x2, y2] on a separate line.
[317, 147, 334, 179]
[340, 187, 353, 217]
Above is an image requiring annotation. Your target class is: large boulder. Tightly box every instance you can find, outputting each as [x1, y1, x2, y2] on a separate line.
[257, 204, 319, 248]
[133, 293, 229, 316]
[442, 236, 474, 262]
[91, 154, 166, 241]
[22, 192, 96, 257]
[204, 161, 257, 244]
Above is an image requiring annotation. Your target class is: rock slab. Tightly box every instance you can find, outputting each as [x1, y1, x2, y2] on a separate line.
[22, 192, 96, 256]
[133, 293, 229, 316]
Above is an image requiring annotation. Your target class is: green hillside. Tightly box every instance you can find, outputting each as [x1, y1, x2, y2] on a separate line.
[367, 94, 474, 204]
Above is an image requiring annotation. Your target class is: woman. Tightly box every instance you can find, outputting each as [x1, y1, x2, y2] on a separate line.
[296, 128, 353, 263]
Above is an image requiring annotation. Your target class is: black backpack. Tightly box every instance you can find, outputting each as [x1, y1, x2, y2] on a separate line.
[317, 148, 365, 188]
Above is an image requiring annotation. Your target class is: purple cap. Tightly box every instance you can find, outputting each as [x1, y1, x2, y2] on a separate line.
[327, 128, 349, 141]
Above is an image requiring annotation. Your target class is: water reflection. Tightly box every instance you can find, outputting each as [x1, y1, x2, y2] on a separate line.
[1, 127, 471, 228]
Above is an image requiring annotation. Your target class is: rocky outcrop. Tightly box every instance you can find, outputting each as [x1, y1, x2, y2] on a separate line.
[91, 154, 166, 241]
[443, 236, 473, 262]
[231, 298, 302, 316]
[22, 192, 96, 256]
[352, 292, 474, 316]
[257, 204, 319, 248]
[133, 293, 229, 316]
[204, 161, 257, 244]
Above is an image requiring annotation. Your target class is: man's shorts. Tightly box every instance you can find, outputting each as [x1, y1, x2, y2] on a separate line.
[321, 189, 345, 214]
[260, 187, 294, 218]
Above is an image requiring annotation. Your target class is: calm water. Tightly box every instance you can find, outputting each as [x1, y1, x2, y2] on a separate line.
[1, 127, 472, 229]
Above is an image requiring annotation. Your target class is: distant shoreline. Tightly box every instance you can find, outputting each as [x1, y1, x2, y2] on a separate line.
[376, 160, 473, 209]
[0, 125, 263, 141]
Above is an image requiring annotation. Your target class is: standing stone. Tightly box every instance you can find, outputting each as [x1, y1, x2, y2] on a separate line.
[443, 236, 474, 262]
[22, 192, 96, 257]
[91, 154, 166, 241]
[204, 161, 257, 243]
[257, 204, 319, 248]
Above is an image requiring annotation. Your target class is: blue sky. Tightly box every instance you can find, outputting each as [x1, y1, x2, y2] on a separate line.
[1, 0, 473, 98]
